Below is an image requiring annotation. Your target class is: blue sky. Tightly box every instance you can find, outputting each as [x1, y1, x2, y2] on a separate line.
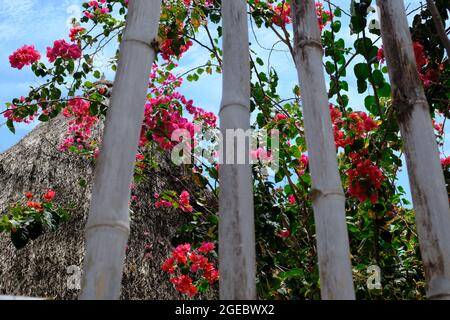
[0, 0, 435, 202]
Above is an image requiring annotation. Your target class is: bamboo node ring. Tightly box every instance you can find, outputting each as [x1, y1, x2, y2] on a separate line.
[410, 98, 428, 108]
[220, 103, 250, 113]
[86, 222, 130, 235]
[297, 39, 323, 52]
[310, 189, 345, 201]
[122, 37, 159, 53]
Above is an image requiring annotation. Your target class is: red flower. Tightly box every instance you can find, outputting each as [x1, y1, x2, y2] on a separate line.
[377, 47, 385, 63]
[441, 157, 450, 168]
[162, 257, 176, 273]
[347, 152, 384, 204]
[277, 229, 291, 239]
[203, 264, 220, 284]
[69, 26, 86, 42]
[162, 242, 219, 297]
[274, 113, 288, 122]
[170, 275, 198, 297]
[43, 190, 56, 202]
[271, 3, 291, 27]
[27, 201, 43, 211]
[171, 243, 191, 265]
[25, 192, 33, 199]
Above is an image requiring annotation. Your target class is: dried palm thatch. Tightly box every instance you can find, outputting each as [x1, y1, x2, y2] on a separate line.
[0, 113, 215, 299]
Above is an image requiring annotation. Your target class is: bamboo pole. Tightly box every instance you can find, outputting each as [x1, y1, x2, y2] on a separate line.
[426, 0, 450, 58]
[377, 0, 450, 300]
[79, 0, 162, 300]
[219, 0, 256, 299]
[291, 0, 355, 300]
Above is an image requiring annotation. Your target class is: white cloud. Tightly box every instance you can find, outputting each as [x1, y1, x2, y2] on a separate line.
[0, 0, 34, 40]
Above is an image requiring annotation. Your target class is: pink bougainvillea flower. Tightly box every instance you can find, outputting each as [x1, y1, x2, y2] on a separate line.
[288, 194, 296, 205]
[9, 45, 41, 70]
[47, 40, 82, 63]
[179, 190, 193, 213]
[250, 148, 272, 161]
[198, 242, 216, 253]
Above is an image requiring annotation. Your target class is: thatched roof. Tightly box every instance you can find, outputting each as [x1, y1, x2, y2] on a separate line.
[0, 114, 213, 299]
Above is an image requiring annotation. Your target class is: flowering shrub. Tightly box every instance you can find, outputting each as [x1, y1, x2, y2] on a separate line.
[60, 97, 99, 153]
[154, 190, 194, 213]
[252, 0, 332, 30]
[162, 243, 219, 297]
[347, 151, 384, 204]
[0, 191, 69, 249]
[378, 41, 445, 88]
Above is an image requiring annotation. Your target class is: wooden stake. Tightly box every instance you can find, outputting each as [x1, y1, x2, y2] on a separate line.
[219, 0, 256, 300]
[377, 0, 450, 300]
[426, 0, 450, 58]
[79, 0, 162, 300]
[291, 0, 355, 300]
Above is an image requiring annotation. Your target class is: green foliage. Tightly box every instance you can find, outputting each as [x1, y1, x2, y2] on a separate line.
[0, 195, 69, 250]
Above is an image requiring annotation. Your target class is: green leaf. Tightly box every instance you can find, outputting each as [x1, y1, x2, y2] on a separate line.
[341, 94, 349, 107]
[89, 102, 99, 116]
[332, 21, 342, 33]
[350, 15, 367, 34]
[334, 7, 342, 17]
[38, 114, 49, 122]
[79, 179, 87, 188]
[259, 72, 268, 82]
[82, 62, 90, 73]
[325, 61, 335, 74]
[93, 70, 102, 79]
[275, 170, 285, 183]
[357, 79, 368, 93]
[11, 228, 29, 250]
[27, 221, 43, 240]
[340, 81, 349, 91]
[354, 63, 370, 80]
[50, 87, 62, 99]
[6, 119, 15, 134]
[372, 69, 384, 86]
[67, 60, 75, 73]
[364, 95, 376, 111]
[279, 268, 304, 280]
[378, 82, 391, 97]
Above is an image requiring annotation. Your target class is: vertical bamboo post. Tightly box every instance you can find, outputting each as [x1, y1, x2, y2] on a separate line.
[219, 0, 256, 299]
[425, 0, 450, 58]
[79, 0, 162, 300]
[291, 0, 355, 300]
[377, 0, 450, 300]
